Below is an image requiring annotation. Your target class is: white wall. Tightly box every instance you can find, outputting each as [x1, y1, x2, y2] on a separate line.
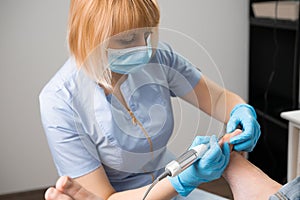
[0, 0, 248, 194]
[0, 0, 70, 194]
[158, 0, 249, 154]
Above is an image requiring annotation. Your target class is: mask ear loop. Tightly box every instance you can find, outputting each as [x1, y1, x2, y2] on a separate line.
[145, 35, 153, 59]
[147, 27, 160, 59]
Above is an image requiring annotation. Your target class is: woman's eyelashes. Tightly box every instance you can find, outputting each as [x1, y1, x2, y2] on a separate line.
[117, 34, 137, 45]
[117, 31, 152, 46]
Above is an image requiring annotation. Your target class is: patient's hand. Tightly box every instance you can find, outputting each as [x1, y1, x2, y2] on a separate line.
[45, 176, 102, 200]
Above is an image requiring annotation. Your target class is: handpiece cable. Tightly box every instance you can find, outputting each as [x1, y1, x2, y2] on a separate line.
[142, 143, 208, 200]
[142, 170, 171, 200]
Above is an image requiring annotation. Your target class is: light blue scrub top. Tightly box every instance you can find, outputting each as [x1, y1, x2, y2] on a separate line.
[39, 42, 202, 192]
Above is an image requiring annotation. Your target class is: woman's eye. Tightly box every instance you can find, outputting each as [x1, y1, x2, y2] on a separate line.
[118, 39, 135, 45]
[118, 34, 136, 45]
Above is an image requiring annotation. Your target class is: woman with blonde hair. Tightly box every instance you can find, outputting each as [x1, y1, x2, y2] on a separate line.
[40, 0, 260, 199]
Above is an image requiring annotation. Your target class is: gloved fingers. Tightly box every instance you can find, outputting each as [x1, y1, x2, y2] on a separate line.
[222, 142, 231, 158]
[200, 136, 224, 168]
[205, 135, 219, 160]
[207, 153, 227, 171]
[229, 118, 261, 151]
[210, 135, 218, 144]
[205, 143, 230, 172]
[200, 145, 220, 165]
[233, 139, 253, 152]
[226, 116, 241, 133]
[198, 143, 229, 175]
[220, 142, 230, 169]
[190, 136, 210, 148]
[253, 121, 261, 139]
[229, 124, 253, 145]
[214, 143, 230, 170]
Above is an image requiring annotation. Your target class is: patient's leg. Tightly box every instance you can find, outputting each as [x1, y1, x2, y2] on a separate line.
[223, 152, 282, 200]
[217, 130, 282, 200]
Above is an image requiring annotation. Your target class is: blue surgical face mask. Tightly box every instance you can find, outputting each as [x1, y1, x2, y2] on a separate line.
[107, 37, 152, 74]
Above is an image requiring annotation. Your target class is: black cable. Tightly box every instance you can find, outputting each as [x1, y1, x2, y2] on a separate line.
[142, 170, 171, 200]
[142, 179, 159, 200]
[263, 1, 279, 111]
[262, 0, 279, 177]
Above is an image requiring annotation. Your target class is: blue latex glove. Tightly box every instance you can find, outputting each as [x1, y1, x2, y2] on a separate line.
[168, 135, 230, 197]
[226, 103, 261, 152]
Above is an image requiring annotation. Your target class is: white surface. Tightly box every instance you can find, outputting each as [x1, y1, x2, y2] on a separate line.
[281, 110, 300, 125]
[0, 0, 249, 194]
[297, 129, 300, 177]
[176, 188, 229, 200]
[159, 0, 249, 156]
[0, 0, 69, 194]
[281, 110, 300, 182]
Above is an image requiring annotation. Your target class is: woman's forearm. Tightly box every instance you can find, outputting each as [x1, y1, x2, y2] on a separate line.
[52, 175, 178, 200]
[108, 178, 177, 200]
[185, 76, 245, 123]
[214, 90, 245, 123]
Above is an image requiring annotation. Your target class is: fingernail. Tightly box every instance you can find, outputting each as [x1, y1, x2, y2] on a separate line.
[63, 176, 72, 188]
[56, 176, 72, 191]
[44, 187, 56, 199]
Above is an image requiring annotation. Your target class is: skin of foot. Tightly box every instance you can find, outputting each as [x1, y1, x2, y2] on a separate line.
[222, 152, 282, 200]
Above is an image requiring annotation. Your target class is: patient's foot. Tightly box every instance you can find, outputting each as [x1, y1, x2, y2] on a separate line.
[223, 152, 282, 200]
[45, 176, 101, 200]
[218, 129, 243, 151]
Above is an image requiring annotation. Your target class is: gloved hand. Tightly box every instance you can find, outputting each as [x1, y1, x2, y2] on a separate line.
[168, 135, 230, 197]
[226, 103, 261, 152]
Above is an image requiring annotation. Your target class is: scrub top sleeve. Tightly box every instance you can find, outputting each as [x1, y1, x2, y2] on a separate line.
[157, 42, 202, 97]
[39, 91, 101, 178]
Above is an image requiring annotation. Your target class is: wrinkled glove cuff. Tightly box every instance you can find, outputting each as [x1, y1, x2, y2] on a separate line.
[230, 103, 257, 119]
[168, 176, 196, 197]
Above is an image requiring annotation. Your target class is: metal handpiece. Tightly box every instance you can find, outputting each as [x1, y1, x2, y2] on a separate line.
[165, 143, 209, 177]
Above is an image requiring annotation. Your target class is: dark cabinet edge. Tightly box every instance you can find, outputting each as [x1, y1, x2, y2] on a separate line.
[250, 17, 299, 31]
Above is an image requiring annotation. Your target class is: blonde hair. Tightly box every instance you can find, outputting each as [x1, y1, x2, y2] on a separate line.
[67, 0, 160, 88]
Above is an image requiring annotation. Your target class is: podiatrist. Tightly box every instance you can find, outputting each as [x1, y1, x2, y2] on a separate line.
[39, 0, 261, 199]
